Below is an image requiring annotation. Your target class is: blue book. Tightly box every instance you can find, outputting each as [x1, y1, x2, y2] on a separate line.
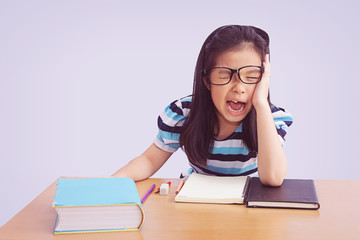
[53, 177, 145, 234]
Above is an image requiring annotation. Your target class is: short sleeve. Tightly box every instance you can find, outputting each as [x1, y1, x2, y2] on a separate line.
[271, 105, 293, 145]
[154, 97, 191, 153]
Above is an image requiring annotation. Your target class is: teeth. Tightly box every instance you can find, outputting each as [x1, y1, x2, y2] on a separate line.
[227, 102, 245, 112]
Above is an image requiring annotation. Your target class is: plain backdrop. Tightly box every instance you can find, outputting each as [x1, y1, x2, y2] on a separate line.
[1, 0, 359, 227]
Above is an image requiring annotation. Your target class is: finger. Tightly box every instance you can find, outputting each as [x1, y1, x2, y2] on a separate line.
[266, 54, 270, 63]
[263, 54, 271, 77]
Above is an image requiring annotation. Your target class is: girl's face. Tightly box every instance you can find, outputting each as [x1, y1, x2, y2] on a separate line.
[208, 47, 262, 130]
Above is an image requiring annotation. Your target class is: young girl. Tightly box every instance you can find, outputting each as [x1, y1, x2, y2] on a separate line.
[113, 25, 293, 186]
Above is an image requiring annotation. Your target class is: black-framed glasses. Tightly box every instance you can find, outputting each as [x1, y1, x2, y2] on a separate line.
[204, 65, 264, 85]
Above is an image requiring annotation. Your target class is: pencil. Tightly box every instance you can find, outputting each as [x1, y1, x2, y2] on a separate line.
[141, 184, 156, 203]
[176, 179, 185, 194]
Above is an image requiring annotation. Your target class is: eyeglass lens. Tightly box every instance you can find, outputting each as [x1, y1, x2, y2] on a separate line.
[209, 66, 262, 85]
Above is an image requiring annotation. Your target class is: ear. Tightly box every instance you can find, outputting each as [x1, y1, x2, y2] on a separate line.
[203, 75, 211, 91]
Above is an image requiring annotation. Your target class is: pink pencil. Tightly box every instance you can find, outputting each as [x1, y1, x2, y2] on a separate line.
[141, 184, 156, 203]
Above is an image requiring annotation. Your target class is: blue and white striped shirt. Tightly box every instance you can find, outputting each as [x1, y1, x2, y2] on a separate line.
[154, 96, 293, 177]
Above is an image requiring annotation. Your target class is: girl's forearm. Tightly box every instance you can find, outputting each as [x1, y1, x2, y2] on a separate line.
[112, 144, 172, 181]
[112, 155, 156, 181]
[255, 103, 287, 186]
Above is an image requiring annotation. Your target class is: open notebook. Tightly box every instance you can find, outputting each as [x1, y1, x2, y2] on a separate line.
[175, 173, 320, 210]
[175, 173, 250, 204]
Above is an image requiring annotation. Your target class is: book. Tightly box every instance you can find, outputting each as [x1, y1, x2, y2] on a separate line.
[52, 177, 145, 234]
[175, 173, 320, 210]
[175, 173, 250, 204]
[246, 177, 320, 210]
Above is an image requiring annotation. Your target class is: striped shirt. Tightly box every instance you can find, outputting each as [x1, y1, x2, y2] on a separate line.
[154, 96, 293, 177]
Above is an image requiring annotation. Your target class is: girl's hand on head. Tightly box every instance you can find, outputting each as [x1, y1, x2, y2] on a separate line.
[252, 54, 271, 110]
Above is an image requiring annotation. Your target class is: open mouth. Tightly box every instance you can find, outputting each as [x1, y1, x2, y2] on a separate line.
[226, 100, 246, 113]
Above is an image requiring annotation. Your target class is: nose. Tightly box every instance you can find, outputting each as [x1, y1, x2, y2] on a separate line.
[231, 74, 246, 94]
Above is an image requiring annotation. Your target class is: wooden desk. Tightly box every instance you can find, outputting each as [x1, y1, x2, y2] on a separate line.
[1, 178, 360, 240]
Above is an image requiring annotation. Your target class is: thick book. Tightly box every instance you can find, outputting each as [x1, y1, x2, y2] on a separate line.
[246, 177, 320, 210]
[175, 173, 320, 210]
[52, 177, 145, 234]
[175, 173, 250, 204]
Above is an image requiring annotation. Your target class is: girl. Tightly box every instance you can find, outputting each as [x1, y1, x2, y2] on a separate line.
[113, 25, 293, 186]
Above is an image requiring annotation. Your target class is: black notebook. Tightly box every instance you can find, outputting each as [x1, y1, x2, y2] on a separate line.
[246, 177, 320, 210]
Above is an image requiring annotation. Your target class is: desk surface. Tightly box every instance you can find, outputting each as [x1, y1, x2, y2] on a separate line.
[1, 178, 360, 240]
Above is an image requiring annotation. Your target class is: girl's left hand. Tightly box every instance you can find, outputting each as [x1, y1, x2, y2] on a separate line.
[252, 54, 271, 109]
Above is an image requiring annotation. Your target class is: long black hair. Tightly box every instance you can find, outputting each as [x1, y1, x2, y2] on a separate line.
[179, 25, 271, 167]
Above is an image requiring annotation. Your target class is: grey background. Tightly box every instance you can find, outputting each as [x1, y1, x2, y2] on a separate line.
[1, 0, 359, 227]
